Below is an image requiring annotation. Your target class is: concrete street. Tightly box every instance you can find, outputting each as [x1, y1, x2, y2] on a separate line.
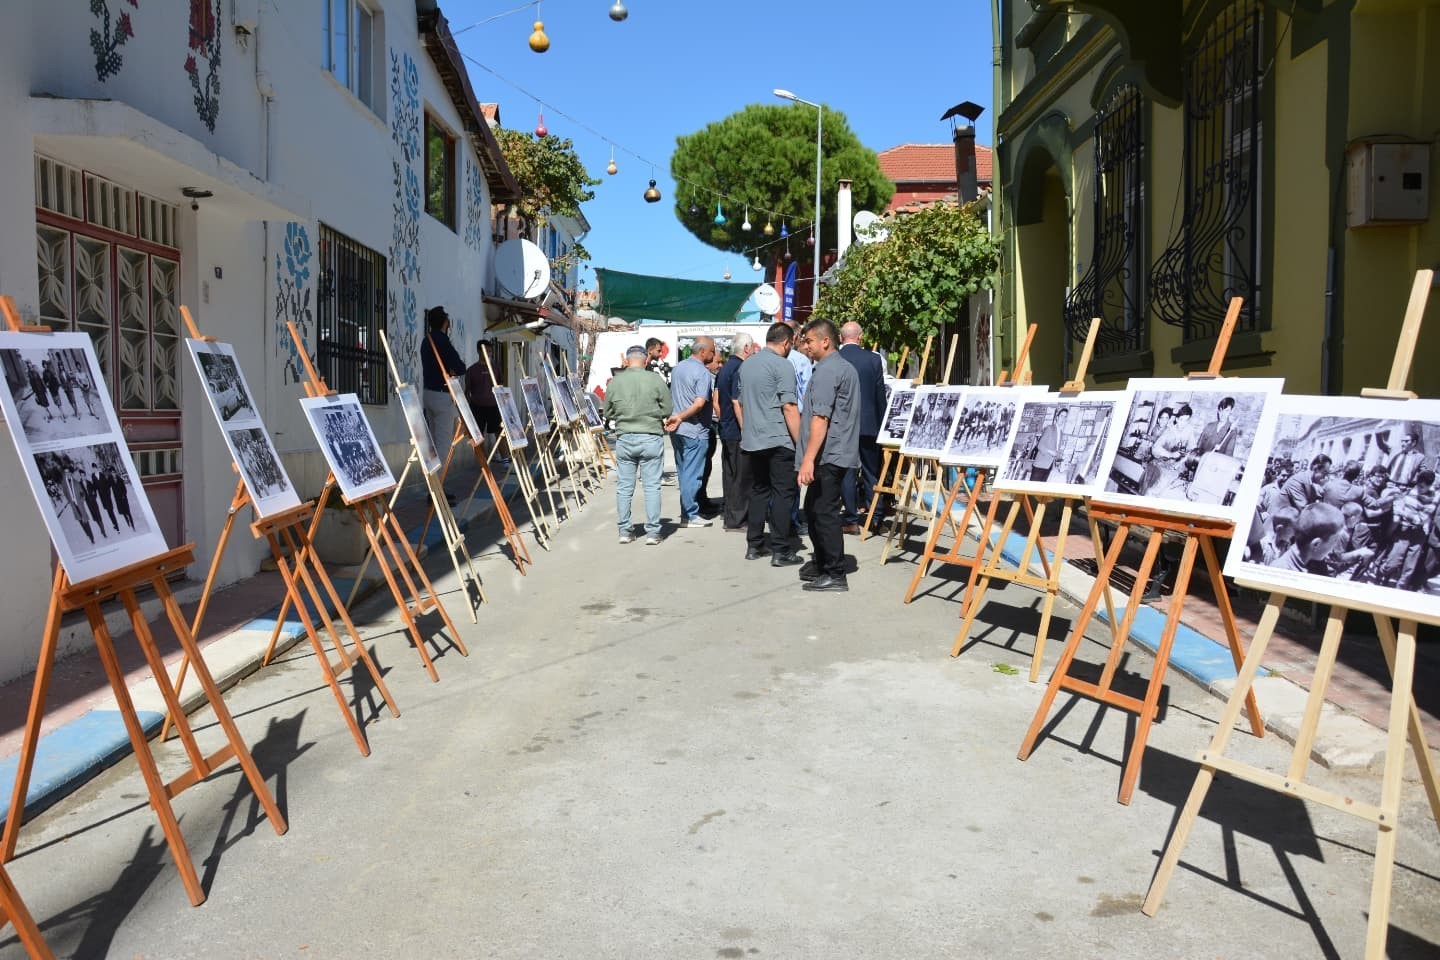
[1, 478, 1438, 959]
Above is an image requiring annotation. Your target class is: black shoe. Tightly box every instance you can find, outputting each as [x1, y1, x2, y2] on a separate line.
[771, 552, 804, 567]
[797, 560, 820, 582]
[803, 573, 849, 592]
[745, 547, 772, 560]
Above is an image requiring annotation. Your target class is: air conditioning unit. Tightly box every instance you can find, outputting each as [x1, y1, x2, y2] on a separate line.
[1346, 140, 1430, 227]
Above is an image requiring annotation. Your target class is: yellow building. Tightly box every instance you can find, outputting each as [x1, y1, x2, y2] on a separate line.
[992, 0, 1439, 396]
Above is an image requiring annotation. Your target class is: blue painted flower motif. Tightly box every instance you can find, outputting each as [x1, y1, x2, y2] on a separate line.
[284, 222, 312, 285]
[403, 167, 421, 220]
[402, 54, 420, 109]
[401, 287, 417, 328]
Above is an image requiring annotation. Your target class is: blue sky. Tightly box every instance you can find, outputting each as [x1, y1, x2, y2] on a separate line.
[450, 0, 994, 294]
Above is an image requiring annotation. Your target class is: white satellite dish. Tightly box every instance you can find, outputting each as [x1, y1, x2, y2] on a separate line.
[752, 283, 781, 316]
[853, 210, 889, 244]
[494, 238, 551, 300]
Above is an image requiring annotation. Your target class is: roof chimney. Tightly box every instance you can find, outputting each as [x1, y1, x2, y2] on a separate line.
[836, 179, 854, 259]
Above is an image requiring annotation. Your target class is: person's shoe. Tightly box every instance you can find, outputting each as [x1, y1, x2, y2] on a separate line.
[842, 523, 863, 536]
[797, 560, 820, 582]
[645, 534, 663, 545]
[770, 552, 804, 567]
[681, 516, 712, 528]
[723, 525, 746, 533]
[744, 547, 772, 560]
[618, 533, 635, 544]
[803, 573, 849, 592]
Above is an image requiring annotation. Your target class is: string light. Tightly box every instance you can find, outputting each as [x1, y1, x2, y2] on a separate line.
[527, 9, 549, 53]
[534, 112, 547, 137]
[714, 202, 726, 226]
[606, 145, 617, 175]
[608, 1, 628, 20]
[741, 206, 751, 231]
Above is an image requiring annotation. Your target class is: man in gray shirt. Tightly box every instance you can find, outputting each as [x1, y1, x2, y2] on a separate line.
[737, 322, 803, 566]
[665, 336, 716, 526]
[795, 318, 861, 592]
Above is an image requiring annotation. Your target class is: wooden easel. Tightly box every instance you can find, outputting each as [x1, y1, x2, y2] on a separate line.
[160, 306, 400, 756]
[0, 862, 53, 959]
[862, 336, 930, 538]
[481, 343, 554, 548]
[879, 335, 960, 564]
[0, 297, 286, 906]
[272, 321, 467, 683]
[559, 352, 609, 483]
[339, 332, 485, 621]
[950, 319, 1121, 682]
[530, 364, 583, 519]
[897, 325, 1038, 598]
[542, 356, 597, 506]
[1143, 270, 1440, 959]
[1016, 298, 1263, 805]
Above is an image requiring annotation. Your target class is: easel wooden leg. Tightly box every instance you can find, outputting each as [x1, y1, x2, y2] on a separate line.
[903, 476, 963, 601]
[1364, 617, 1418, 959]
[1029, 498, 1059, 683]
[951, 494, 1007, 655]
[384, 509, 466, 656]
[1373, 614, 1440, 828]
[0, 862, 54, 960]
[2, 573, 63, 863]
[1199, 535, 1264, 738]
[861, 449, 892, 540]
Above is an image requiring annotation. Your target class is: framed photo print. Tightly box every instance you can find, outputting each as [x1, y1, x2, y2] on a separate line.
[583, 393, 603, 429]
[1224, 395, 1440, 619]
[879, 383, 918, 447]
[994, 393, 1130, 497]
[492, 386, 529, 450]
[939, 385, 1046, 468]
[396, 384, 443, 475]
[186, 339, 302, 519]
[446, 374, 484, 446]
[0, 331, 168, 583]
[299, 394, 396, 502]
[520, 377, 551, 435]
[900, 386, 966, 458]
[554, 376, 583, 423]
[1094, 378, 1283, 523]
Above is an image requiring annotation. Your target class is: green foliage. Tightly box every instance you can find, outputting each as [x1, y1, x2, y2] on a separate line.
[670, 103, 893, 258]
[496, 127, 600, 230]
[814, 201, 999, 354]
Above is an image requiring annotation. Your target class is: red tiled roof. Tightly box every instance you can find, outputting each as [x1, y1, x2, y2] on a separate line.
[878, 142, 993, 185]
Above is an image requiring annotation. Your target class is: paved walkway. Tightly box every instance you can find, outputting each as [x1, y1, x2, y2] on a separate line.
[0, 455, 1436, 958]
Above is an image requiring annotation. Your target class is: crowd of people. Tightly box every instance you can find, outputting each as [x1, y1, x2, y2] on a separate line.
[603, 318, 886, 594]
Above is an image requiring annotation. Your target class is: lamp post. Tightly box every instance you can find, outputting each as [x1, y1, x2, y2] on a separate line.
[774, 88, 822, 308]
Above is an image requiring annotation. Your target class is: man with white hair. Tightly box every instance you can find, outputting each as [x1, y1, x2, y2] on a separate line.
[603, 344, 673, 544]
[716, 332, 758, 531]
[837, 321, 886, 533]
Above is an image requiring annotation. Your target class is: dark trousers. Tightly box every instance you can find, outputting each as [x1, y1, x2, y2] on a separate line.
[747, 446, 797, 552]
[699, 427, 719, 508]
[841, 435, 882, 524]
[720, 437, 752, 529]
[804, 462, 847, 576]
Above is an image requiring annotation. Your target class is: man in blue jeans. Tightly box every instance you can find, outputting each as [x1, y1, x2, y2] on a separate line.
[602, 345, 673, 544]
[665, 336, 717, 528]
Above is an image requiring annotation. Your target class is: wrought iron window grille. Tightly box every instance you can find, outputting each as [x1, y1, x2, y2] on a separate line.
[316, 224, 389, 404]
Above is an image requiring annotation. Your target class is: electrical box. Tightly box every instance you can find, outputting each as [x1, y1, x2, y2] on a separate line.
[1346, 140, 1430, 227]
[230, 0, 259, 34]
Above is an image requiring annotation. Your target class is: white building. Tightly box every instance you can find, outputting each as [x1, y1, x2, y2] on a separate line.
[0, 1, 523, 683]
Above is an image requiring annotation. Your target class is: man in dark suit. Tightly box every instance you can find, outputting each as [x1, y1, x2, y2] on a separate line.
[837, 322, 887, 534]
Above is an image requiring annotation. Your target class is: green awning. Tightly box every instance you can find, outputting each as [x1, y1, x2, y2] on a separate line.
[595, 268, 755, 324]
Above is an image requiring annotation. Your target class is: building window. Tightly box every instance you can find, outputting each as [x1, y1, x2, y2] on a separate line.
[323, 0, 378, 111]
[1064, 82, 1145, 358]
[425, 114, 456, 228]
[316, 224, 388, 405]
[1148, 0, 1264, 343]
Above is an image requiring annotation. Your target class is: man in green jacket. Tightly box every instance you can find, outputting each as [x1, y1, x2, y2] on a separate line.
[603, 345, 674, 544]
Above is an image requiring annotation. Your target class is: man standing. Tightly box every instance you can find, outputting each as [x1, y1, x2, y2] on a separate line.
[1195, 396, 1240, 456]
[796, 319, 861, 592]
[737, 323, 802, 566]
[716, 333, 757, 531]
[1386, 431, 1426, 490]
[837, 321, 886, 534]
[463, 339, 506, 463]
[422, 306, 464, 444]
[697, 350, 725, 516]
[603, 345, 672, 545]
[665, 336, 717, 527]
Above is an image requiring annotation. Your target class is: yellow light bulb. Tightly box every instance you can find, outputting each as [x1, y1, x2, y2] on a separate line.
[528, 20, 549, 53]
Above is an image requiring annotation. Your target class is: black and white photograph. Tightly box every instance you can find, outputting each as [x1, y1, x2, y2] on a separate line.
[0, 331, 168, 583]
[300, 394, 396, 502]
[195, 345, 257, 422]
[520, 377, 552, 435]
[0, 342, 109, 444]
[1098, 378, 1282, 523]
[397, 384, 443, 475]
[555, 376, 583, 423]
[493, 386, 529, 450]
[995, 393, 1129, 497]
[939, 386, 1045, 468]
[32, 441, 164, 580]
[1225, 395, 1440, 617]
[227, 426, 297, 506]
[583, 393, 604, 429]
[879, 384, 918, 447]
[447, 374, 485, 446]
[900, 386, 966, 458]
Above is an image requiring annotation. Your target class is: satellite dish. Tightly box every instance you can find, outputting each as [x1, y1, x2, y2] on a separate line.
[853, 210, 889, 244]
[752, 283, 781, 316]
[494, 238, 551, 300]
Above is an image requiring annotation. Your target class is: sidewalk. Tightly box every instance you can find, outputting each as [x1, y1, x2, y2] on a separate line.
[897, 485, 1439, 771]
[0, 449, 533, 827]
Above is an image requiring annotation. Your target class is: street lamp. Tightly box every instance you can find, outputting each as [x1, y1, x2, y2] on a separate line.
[773, 88, 822, 308]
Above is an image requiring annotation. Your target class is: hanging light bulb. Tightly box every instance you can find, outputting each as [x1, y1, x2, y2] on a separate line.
[741, 206, 752, 231]
[688, 194, 700, 216]
[751, 255, 762, 271]
[762, 219, 774, 236]
[644, 179, 661, 203]
[807, 225, 815, 247]
[780, 219, 789, 239]
[782, 239, 794, 262]
[714, 201, 726, 226]
[606, 146, 617, 176]
[534, 112, 548, 138]
[528, 19, 549, 52]
[723, 266, 732, 280]
[608, 0, 628, 21]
